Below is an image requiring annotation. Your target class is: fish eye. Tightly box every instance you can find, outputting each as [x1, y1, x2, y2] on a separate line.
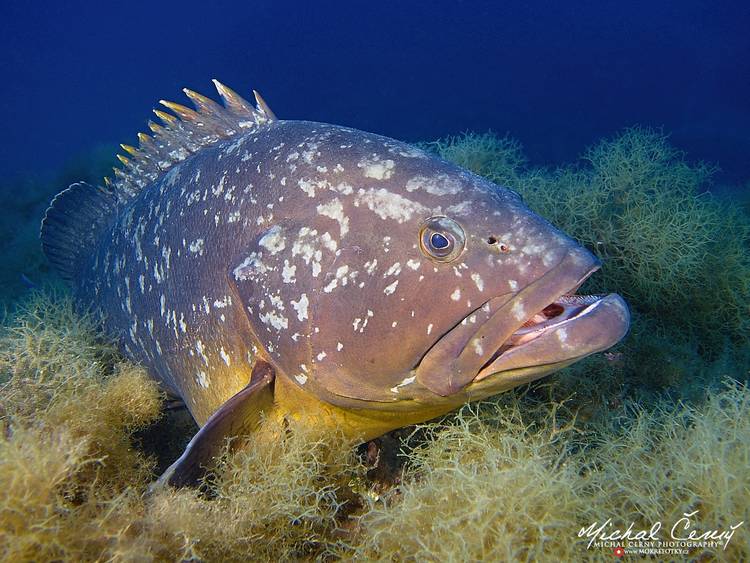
[430, 232, 450, 249]
[420, 216, 465, 262]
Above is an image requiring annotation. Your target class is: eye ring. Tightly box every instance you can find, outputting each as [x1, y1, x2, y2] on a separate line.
[419, 216, 466, 262]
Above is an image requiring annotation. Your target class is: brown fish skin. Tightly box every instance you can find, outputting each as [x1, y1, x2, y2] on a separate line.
[42, 85, 629, 485]
[220, 122, 626, 410]
[78, 120, 623, 420]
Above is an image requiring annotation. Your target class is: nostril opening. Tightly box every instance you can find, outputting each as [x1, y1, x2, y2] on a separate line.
[487, 235, 510, 253]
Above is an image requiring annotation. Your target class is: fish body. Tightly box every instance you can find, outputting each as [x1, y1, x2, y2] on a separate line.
[42, 83, 629, 485]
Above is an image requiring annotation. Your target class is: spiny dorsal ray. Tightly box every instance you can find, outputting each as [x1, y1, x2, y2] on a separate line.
[106, 80, 276, 203]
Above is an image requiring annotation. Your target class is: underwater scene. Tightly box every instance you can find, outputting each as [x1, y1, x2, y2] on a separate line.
[1, 2, 748, 562]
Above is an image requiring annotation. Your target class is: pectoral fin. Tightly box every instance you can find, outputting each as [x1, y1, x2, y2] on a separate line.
[154, 360, 275, 489]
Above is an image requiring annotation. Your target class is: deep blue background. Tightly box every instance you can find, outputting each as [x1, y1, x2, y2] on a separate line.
[2, 1, 749, 185]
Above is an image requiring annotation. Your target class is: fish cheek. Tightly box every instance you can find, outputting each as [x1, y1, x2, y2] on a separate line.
[292, 286, 397, 403]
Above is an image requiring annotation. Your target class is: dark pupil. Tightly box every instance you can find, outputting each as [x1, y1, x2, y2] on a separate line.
[430, 232, 450, 250]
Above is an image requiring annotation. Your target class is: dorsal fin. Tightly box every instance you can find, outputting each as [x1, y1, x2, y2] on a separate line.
[41, 82, 275, 282]
[107, 80, 276, 204]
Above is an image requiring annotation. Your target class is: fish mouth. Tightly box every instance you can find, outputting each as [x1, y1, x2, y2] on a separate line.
[471, 292, 629, 383]
[415, 249, 630, 397]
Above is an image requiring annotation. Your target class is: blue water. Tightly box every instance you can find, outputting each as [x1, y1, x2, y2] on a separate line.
[1, 1, 748, 185]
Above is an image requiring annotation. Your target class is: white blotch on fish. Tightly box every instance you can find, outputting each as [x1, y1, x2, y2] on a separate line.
[258, 225, 286, 255]
[358, 155, 395, 180]
[291, 293, 309, 322]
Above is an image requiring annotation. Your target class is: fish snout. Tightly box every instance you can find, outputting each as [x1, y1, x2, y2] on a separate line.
[414, 245, 627, 397]
[450, 247, 601, 387]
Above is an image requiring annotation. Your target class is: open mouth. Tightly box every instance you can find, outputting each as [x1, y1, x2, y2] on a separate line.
[415, 250, 630, 397]
[510, 295, 605, 346]
[473, 293, 608, 382]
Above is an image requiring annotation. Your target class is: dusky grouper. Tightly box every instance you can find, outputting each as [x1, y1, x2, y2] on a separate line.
[41, 81, 630, 486]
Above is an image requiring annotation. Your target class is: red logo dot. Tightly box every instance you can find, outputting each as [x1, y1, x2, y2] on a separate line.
[614, 546, 625, 558]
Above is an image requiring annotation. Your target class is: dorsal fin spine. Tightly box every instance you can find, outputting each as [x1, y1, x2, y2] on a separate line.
[106, 81, 276, 204]
[212, 80, 256, 118]
[153, 109, 178, 126]
[253, 90, 276, 121]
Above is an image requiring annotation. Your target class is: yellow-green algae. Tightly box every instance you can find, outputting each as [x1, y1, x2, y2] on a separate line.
[1, 128, 749, 561]
[1, 293, 748, 561]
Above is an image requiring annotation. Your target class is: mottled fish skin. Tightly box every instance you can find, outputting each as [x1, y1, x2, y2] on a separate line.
[74, 119, 619, 425]
[67, 113, 628, 430]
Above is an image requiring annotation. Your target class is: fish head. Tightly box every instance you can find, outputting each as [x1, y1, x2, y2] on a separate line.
[392, 172, 631, 401]
[232, 123, 629, 413]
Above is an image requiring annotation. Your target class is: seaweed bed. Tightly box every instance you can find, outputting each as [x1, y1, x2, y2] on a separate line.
[1, 128, 748, 561]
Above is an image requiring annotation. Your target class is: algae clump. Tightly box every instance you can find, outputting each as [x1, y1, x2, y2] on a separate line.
[0, 293, 162, 561]
[351, 382, 750, 562]
[0, 293, 366, 562]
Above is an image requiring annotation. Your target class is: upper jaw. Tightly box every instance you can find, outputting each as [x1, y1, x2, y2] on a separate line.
[415, 248, 624, 397]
